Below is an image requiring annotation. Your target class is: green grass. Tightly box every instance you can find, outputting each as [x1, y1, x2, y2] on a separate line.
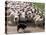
[32, 3, 45, 16]
[33, 3, 45, 10]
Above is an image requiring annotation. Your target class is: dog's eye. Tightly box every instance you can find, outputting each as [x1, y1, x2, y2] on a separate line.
[15, 18, 17, 20]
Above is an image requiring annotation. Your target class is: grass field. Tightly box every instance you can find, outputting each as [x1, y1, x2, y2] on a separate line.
[33, 3, 45, 10]
[32, 3, 45, 16]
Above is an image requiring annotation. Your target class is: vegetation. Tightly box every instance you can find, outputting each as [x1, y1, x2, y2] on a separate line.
[32, 3, 45, 17]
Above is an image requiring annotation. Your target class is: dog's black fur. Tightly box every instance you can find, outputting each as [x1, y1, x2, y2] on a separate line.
[17, 21, 27, 32]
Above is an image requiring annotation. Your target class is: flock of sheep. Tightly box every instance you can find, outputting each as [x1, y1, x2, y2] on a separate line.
[5, 1, 45, 27]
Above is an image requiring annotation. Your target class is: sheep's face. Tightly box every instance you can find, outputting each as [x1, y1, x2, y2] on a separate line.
[14, 15, 19, 22]
[27, 11, 33, 20]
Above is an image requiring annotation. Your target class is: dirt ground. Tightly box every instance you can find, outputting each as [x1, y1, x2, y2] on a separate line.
[6, 24, 45, 34]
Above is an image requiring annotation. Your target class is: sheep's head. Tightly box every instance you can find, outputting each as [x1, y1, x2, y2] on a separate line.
[14, 14, 19, 22]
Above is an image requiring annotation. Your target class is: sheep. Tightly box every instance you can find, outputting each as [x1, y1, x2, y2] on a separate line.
[33, 14, 44, 27]
[7, 9, 19, 25]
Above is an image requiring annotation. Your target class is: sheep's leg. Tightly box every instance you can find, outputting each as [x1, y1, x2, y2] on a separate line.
[17, 25, 20, 32]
